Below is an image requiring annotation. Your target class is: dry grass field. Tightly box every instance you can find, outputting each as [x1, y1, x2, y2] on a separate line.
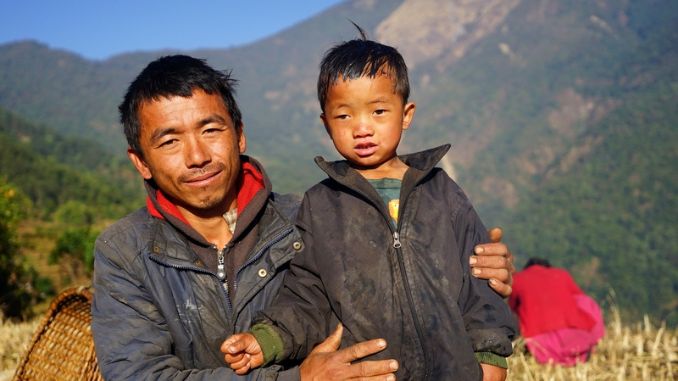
[0, 307, 675, 380]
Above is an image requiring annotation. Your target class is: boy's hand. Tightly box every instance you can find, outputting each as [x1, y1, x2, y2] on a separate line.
[221, 333, 264, 375]
[480, 363, 507, 381]
[300, 324, 398, 381]
[470, 227, 515, 297]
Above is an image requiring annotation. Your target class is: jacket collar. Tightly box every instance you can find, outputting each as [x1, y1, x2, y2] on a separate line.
[145, 155, 271, 247]
[314, 144, 451, 188]
[313, 144, 451, 222]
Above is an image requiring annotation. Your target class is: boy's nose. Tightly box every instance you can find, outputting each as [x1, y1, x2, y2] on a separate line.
[353, 121, 373, 138]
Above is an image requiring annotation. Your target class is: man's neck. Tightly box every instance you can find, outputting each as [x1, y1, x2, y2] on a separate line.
[177, 201, 235, 250]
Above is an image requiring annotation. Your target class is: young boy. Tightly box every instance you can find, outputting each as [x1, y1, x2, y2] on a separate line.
[222, 34, 516, 380]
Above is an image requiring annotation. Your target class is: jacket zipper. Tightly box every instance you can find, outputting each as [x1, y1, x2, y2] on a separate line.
[149, 251, 234, 313]
[392, 230, 431, 379]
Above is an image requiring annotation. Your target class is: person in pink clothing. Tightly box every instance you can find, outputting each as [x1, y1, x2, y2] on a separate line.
[509, 258, 605, 366]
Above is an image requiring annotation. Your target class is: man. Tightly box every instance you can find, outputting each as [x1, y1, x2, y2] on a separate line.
[91, 55, 514, 380]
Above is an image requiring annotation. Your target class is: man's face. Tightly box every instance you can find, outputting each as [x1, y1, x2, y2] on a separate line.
[320, 74, 415, 177]
[128, 89, 246, 217]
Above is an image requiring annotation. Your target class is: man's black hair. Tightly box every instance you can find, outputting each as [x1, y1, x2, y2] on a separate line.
[317, 23, 410, 111]
[524, 257, 552, 270]
[119, 55, 243, 156]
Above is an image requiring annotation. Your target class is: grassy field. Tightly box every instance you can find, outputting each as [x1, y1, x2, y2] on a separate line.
[1, 306, 675, 380]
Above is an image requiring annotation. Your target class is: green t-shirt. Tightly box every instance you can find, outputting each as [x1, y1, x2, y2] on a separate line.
[367, 178, 402, 227]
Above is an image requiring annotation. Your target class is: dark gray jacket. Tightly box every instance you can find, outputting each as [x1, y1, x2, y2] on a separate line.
[91, 157, 303, 380]
[258, 145, 516, 380]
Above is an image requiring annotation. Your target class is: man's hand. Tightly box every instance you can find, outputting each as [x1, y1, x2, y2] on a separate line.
[470, 227, 515, 297]
[221, 333, 264, 375]
[300, 324, 398, 381]
[480, 363, 507, 381]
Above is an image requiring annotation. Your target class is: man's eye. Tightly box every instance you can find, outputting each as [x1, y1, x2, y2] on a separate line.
[374, 109, 387, 115]
[157, 139, 178, 148]
[204, 127, 224, 134]
[336, 114, 349, 120]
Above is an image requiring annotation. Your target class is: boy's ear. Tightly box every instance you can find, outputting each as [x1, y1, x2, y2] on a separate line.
[320, 113, 330, 135]
[128, 148, 152, 180]
[402, 102, 416, 130]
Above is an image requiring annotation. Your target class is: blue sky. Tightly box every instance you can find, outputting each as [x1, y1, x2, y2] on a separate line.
[0, 0, 344, 60]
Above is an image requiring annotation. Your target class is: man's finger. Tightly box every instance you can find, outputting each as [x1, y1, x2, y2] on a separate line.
[310, 324, 343, 354]
[488, 227, 503, 243]
[489, 279, 512, 298]
[474, 242, 509, 256]
[472, 267, 510, 282]
[335, 338, 388, 363]
[470, 252, 510, 270]
[346, 359, 399, 379]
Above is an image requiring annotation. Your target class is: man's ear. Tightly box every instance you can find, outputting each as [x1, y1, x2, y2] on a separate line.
[127, 148, 152, 180]
[237, 123, 247, 153]
[402, 102, 416, 131]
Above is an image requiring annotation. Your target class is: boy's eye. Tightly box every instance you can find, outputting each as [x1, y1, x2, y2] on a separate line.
[335, 114, 350, 120]
[374, 109, 387, 115]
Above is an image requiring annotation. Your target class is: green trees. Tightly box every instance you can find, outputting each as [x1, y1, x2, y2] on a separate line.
[0, 180, 49, 320]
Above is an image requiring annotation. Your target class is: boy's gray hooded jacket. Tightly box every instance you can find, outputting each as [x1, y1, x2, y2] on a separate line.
[257, 145, 516, 380]
[91, 156, 303, 380]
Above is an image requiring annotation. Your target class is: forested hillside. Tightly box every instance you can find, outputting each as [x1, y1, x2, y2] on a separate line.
[0, 107, 143, 216]
[0, 0, 675, 323]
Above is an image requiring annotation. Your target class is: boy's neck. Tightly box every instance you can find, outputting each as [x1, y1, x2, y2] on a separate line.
[354, 157, 409, 180]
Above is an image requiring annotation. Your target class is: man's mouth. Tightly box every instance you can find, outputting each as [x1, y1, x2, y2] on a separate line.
[182, 166, 223, 187]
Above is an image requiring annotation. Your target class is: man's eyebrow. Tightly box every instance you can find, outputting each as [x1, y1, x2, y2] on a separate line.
[199, 114, 227, 126]
[149, 127, 177, 144]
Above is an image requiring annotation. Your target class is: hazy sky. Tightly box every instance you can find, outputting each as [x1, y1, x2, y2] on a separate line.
[0, 0, 344, 60]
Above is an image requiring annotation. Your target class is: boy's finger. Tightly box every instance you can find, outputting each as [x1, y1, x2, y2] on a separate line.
[220, 334, 247, 353]
[229, 354, 252, 371]
[235, 362, 251, 375]
[224, 353, 245, 364]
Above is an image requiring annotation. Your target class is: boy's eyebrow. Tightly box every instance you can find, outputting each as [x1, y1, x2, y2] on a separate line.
[368, 97, 390, 104]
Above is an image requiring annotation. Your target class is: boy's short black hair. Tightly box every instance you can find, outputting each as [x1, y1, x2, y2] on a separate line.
[317, 27, 410, 111]
[119, 54, 243, 156]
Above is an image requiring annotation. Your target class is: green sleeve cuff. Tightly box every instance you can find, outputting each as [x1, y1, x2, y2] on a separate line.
[250, 323, 286, 366]
[475, 351, 508, 369]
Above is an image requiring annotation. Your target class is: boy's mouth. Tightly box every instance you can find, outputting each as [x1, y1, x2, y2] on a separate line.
[354, 142, 378, 157]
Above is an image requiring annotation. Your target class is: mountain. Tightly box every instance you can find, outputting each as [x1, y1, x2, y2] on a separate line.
[0, 106, 143, 216]
[0, 0, 676, 322]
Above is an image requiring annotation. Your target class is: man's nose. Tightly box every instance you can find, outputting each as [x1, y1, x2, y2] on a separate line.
[184, 137, 211, 167]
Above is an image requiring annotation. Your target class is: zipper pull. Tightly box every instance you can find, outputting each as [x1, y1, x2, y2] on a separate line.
[393, 232, 402, 249]
[216, 248, 226, 281]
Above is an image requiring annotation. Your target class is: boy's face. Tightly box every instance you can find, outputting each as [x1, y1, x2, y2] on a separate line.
[321, 74, 415, 178]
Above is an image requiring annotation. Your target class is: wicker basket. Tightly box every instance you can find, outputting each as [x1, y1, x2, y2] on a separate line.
[12, 286, 104, 381]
